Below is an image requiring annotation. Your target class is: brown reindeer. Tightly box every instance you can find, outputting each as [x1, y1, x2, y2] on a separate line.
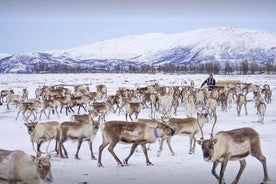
[157, 112, 209, 156]
[98, 121, 175, 167]
[197, 116, 269, 184]
[58, 119, 99, 160]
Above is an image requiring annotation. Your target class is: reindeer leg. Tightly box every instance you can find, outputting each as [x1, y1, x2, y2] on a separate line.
[54, 139, 59, 155]
[123, 143, 139, 166]
[141, 143, 153, 166]
[212, 161, 220, 181]
[191, 135, 196, 154]
[253, 153, 269, 183]
[189, 135, 193, 154]
[75, 139, 83, 159]
[219, 159, 228, 184]
[135, 112, 139, 120]
[107, 141, 123, 166]
[232, 159, 246, 184]
[157, 137, 165, 157]
[166, 137, 176, 156]
[244, 104, 248, 115]
[15, 109, 22, 120]
[88, 141, 96, 160]
[129, 113, 133, 121]
[98, 140, 109, 167]
[55, 107, 60, 118]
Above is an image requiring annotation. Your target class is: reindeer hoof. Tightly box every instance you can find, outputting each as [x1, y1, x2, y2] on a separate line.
[75, 156, 80, 160]
[97, 163, 104, 167]
[91, 156, 96, 160]
[147, 162, 154, 166]
[118, 162, 124, 167]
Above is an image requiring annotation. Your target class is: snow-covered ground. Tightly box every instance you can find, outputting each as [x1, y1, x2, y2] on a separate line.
[0, 73, 275, 184]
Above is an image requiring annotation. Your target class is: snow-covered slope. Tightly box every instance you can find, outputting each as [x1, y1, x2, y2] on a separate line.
[1, 27, 276, 73]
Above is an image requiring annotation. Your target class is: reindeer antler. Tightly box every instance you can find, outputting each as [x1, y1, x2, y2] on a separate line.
[210, 113, 217, 138]
[196, 113, 204, 140]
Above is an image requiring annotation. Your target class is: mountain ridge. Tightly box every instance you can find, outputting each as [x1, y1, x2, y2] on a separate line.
[1, 27, 275, 73]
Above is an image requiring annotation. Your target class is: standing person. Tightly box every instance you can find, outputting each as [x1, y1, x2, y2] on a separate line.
[201, 74, 216, 90]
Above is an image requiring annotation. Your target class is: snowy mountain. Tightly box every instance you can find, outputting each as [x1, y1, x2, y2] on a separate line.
[0, 27, 276, 73]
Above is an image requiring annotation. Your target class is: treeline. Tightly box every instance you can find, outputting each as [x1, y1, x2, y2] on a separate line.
[24, 59, 276, 74]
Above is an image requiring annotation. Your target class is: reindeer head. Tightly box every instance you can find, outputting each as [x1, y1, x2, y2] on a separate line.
[23, 117, 38, 135]
[199, 138, 217, 162]
[32, 155, 53, 183]
[156, 122, 175, 138]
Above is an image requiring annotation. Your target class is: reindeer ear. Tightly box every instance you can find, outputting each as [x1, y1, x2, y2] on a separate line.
[24, 123, 28, 127]
[31, 155, 38, 163]
[210, 138, 217, 145]
[197, 140, 203, 145]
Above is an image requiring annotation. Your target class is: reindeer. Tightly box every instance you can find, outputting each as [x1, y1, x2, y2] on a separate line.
[22, 88, 29, 101]
[0, 149, 53, 184]
[262, 87, 272, 104]
[157, 112, 209, 156]
[236, 93, 248, 116]
[206, 98, 217, 119]
[125, 102, 144, 121]
[70, 110, 98, 124]
[6, 93, 22, 110]
[58, 119, 99, 160]
[254, 95, 266, 124]
[15, 100, 40, 120]
[90, 102, 112, 122]
[39, 99, 61, 119]
[0, 89, 14, 103]
[97, 121, 175, 167]
[24, 119, 60, 156]
[197, 115, 269, 184]
[96, 84, 107, 99]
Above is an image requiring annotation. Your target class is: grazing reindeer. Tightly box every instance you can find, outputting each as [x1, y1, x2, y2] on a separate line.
[98, 121, 175, 167]
[197, 119, 269, 184]
[0, 149, 53, 184]
[157, 112, 209, 156]
[236, 93, 248, 116]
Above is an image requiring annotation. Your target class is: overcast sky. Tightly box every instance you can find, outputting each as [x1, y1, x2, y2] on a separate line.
[0, 0, 275, 54]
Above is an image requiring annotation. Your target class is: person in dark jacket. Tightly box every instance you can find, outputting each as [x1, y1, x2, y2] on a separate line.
[201, 74, 216, 90]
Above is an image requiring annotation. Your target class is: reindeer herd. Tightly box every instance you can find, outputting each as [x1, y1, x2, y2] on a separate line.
[0, 78, 273, 184]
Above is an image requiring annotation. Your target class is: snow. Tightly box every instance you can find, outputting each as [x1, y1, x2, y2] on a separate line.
[0, 73, 276, 184]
